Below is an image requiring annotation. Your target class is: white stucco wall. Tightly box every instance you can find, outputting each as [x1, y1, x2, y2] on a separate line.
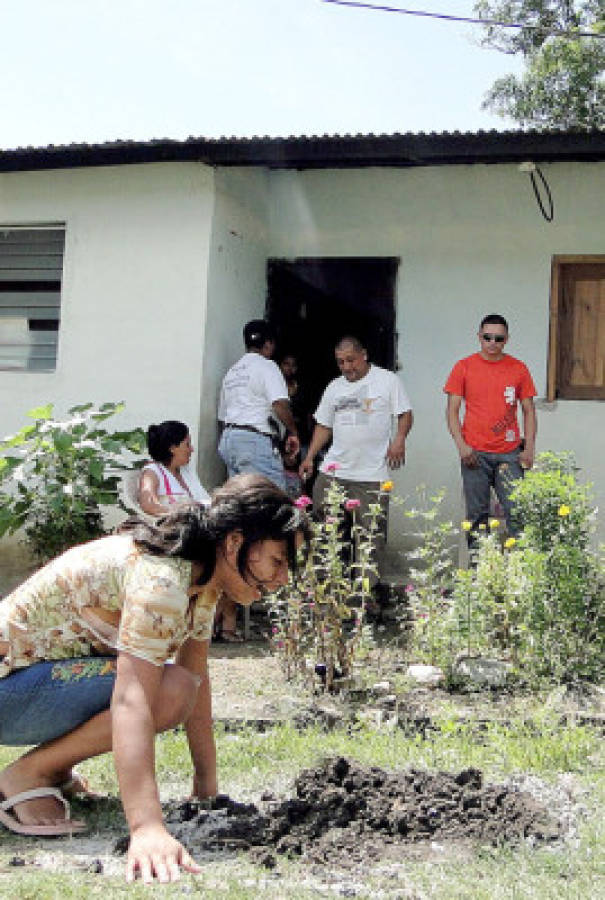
[266, 162, 605, 545]
[2, 156, 604, 568]
[199, 167, 271, 487]
[0, 161, 215, 456]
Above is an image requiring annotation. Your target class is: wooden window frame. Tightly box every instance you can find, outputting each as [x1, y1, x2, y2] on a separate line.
[547, 254, 605, 402]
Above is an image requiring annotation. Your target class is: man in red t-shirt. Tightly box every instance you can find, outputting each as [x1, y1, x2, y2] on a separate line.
[444, 314, 537, 543]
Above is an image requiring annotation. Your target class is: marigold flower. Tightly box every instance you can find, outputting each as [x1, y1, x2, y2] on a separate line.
[380, 480, 394, 492]
[344, 498, 361, 510]
[461, 520, 472, 531]
[325, 462, 341, 473]
[489, 519, 500, 529]
[294, 495, 312, 509]
[504, 537, 516, 549]
[558, 504, 571, 517]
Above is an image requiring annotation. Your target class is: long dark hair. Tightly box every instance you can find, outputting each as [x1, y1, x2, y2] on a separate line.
[117, 473, 310, 584]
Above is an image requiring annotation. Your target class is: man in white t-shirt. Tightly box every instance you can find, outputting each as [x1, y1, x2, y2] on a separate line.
[300, 336, 413, 585]
[218, 319, 299, 491]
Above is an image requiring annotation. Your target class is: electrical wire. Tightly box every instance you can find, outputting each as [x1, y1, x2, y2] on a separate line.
[322, 0, 605, 40]
[529, 166, 554, 222]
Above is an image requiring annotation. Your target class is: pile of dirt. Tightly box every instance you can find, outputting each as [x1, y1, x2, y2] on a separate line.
[162, 757, 561, 869]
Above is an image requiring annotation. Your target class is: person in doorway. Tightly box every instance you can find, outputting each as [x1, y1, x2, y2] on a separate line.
[0, 475, 310, 884]
[299, 336, 413, 588]
[444, 313, 537, 545]
[217, 320, 300, 639]
[218, 320, 299, 490]
[138, 420, 210, 516]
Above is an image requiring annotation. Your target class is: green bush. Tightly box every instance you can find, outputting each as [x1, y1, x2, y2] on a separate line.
[0, 402, 145, 562]
[450, 453, 604, 686]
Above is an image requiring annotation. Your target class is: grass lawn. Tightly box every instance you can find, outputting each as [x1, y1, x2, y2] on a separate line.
[0, 705, 602, 898]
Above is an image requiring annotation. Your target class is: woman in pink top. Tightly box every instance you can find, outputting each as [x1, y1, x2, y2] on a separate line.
[139, 420, 210, 515]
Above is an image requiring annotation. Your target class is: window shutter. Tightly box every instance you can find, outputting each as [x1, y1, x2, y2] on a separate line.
[0, 226, 65, 371]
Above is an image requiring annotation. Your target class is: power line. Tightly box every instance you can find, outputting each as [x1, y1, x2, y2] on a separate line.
[322, 0, 605, 40]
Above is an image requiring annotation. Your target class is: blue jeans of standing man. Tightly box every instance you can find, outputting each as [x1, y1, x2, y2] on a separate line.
[461, 449, 524, 545]
[218, 427, 286, 490]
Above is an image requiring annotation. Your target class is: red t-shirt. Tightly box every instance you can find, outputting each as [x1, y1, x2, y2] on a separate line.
[444, 353, 536, 453]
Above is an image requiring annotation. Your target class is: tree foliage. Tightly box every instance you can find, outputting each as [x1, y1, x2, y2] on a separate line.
[474, 1, 605, 128]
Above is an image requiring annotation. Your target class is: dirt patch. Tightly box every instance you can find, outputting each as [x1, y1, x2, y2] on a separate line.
[162, 757, 561, 871]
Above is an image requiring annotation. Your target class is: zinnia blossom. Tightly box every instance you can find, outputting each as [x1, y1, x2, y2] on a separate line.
[558, 504, 571, 517]
[461, 520, 472, 531]
[294, 495, 312, 509]
[489, 519, 500, 529]
[380, 480, 394, 492]
[504, 537, 516, 549]
[325, 462, 341, 473]
[344, 498, 361, 510]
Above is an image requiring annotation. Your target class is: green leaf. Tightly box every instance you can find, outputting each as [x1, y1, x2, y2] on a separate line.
[68, 402, 94, 414]
[27, 403, 54, 421]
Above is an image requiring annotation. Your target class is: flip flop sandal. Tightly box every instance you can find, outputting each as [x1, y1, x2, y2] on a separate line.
[58, 771, 105, 801]
[0, 787, 87, 837]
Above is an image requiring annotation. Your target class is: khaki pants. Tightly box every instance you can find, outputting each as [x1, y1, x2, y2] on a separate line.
[312, 473, 389, 588]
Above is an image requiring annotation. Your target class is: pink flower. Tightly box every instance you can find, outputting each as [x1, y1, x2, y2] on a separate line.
[294, 495, 312, 509]
[405, 584, 414, 593]
[326, 516, 337, 524]
[271, 626, 278, 634]
[325, 462, 341, 473]
[344, 499, 361, 511]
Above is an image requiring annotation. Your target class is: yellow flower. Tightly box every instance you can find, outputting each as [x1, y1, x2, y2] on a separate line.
[381, 480, 394, 493]
[558, 504, 571, 517]
[461, 520, 472, 531]
[504, 537, 516, 549]
[489, 519, 500, 529]
[478, 524, 487, 530]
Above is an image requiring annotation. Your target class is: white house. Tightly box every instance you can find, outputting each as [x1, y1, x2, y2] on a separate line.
[1, 130, 604, 572]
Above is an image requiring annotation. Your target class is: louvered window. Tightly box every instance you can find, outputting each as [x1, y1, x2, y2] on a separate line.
[0, 226, 65, 371]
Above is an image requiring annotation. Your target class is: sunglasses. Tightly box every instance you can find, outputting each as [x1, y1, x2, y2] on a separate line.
[481, 333, 506, 343]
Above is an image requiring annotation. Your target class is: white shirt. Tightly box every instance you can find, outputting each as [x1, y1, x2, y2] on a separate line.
[218, 352, 288, 435]
[143, 462, 211, 507]
[315, 364, 412, 482]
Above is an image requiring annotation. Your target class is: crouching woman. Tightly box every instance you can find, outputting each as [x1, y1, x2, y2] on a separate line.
[0, 474, 309, 883]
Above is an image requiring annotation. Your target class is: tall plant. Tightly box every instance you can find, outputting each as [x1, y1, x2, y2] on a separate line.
[269, 475, 385, 692]
[0, 402, 145, 561]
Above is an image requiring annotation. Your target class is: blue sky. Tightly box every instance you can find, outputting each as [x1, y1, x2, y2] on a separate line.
[0, 0, 523, 149]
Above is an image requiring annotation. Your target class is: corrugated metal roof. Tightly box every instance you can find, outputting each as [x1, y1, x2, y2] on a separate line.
[1, 129, 604, 172]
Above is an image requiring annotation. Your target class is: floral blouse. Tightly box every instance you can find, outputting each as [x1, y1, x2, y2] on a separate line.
[0, 534, 217, 678]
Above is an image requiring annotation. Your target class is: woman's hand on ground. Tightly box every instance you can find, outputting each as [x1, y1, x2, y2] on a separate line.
[126, 822, 201, 884]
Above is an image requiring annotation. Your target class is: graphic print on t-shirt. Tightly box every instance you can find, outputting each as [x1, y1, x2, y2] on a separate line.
[334, 387, 381, 427]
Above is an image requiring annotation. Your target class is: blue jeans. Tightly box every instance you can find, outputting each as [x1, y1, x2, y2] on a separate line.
[461, 449, 524, 543]
[0, 658, 116, 746]
[218, 428, 286, 490]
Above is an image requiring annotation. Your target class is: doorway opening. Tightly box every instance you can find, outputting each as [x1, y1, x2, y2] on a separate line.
[266, 257, 399, 416]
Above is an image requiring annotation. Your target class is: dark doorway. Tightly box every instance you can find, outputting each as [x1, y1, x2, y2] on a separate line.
[266, 257, 399, 415]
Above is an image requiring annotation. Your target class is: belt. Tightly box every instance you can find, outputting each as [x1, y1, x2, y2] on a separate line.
[224, 424, 271, 437]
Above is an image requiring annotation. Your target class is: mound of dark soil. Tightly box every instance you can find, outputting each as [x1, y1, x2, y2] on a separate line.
[162, 757, 560, 868]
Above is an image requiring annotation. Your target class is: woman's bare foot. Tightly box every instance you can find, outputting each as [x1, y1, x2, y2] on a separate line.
[0, 760, 85, 828]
